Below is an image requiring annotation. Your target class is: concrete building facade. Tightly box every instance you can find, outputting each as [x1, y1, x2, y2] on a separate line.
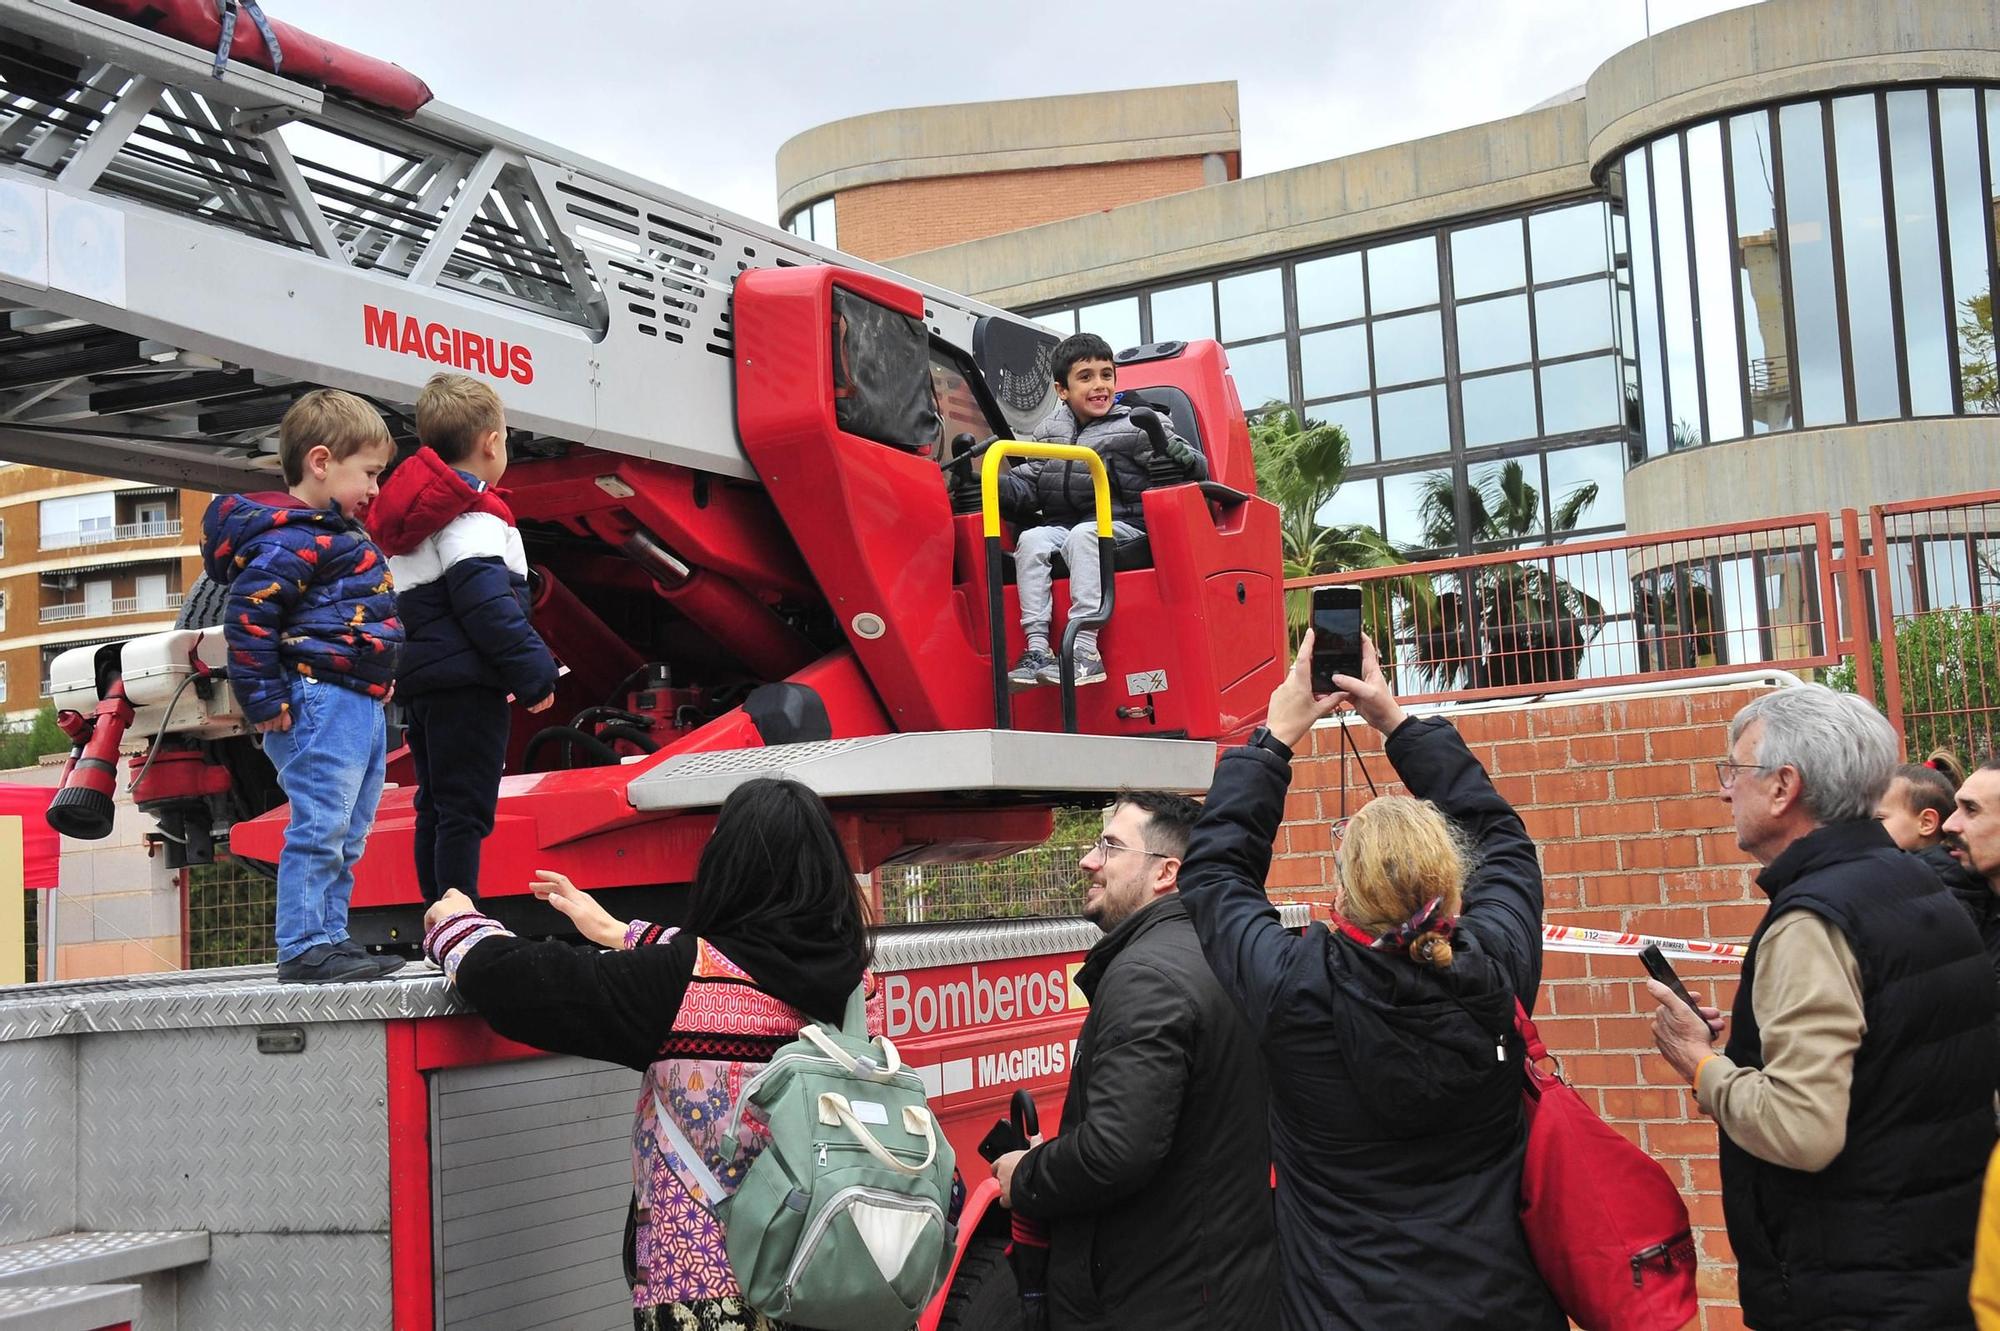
[776, 82, 1241, 261]
[0, 465, 206, 725]
[784, 0, 2000, 683]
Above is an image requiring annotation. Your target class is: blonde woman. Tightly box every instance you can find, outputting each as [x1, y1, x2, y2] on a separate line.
[1179, 632, 1562, 1331]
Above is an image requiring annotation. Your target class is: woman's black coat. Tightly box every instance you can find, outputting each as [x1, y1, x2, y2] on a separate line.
[1179, 716, 1566, 1331]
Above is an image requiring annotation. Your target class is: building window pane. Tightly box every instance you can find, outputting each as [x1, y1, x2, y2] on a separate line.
[1688, 121, 1747, 442]
[1461, 370, 1537, 447]
[1149, 282, 1215, 342]
[1295, 252, 1365, 328]
[1219, 268, 1285, 341]
[1039, 309, 1078, 337]
[1652, 136, 1704, 447]
[1451, 218, 1525, 298]
[1531, 204, 1613, 283]
[1225, 338, 1291, 411]
[1831, 94, 1901, 421]
[1456, 294, 1531, 373]
[1299, 325, 1370, 400]
[1625, 149, 1672, 458]
[1375, 384, 1450, 460]
[1079, 297, 1142, 354]
[1382, 467, 1453, 549]
[1317, 475, 1380, 535]
[1311, 395, 1377, 465]
[1541, 355, 1623, 435]
[1534, 281, 1616, 361]
[1544, 441, 1627, 530]
[1940, 90, 1994, 413]
[1884, 91, 1953, 416]
[1731, 111, 1794, 433]
[1780, 101, 1847, 427]
[1367, 236, 1439, 314]
[1371, 310, 1444, 387]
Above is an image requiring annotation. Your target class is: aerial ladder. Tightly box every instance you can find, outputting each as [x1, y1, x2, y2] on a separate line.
[0, 4, 1287, 1328]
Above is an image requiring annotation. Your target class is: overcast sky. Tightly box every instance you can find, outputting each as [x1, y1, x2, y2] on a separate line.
[275, 0, 1753, 228]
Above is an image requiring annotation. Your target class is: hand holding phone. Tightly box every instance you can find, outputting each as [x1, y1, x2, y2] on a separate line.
[1639, 944, 1710, 1026]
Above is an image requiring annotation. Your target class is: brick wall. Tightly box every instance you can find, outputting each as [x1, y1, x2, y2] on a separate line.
[833, 156, 1212, 262]
[1278, 682, 1775, 1331]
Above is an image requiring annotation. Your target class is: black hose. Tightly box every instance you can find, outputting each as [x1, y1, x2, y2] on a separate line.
[522, 725, 622, 771]
[568, 704, 651, 732]
[603, 663, 665, 707]
[596, 723, 661, 753]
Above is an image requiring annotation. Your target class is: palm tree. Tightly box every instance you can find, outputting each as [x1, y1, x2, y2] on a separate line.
[1248, 405, 1419, 642]
[1404, 459, 1606, 689]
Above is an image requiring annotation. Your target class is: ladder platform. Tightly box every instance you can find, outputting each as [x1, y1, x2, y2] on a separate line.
[627, 730, 1219, 811]
[0, 1231, 208, 1288]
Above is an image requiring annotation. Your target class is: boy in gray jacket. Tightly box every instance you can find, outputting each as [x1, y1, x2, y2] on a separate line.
[1000, 333, 1207, 688]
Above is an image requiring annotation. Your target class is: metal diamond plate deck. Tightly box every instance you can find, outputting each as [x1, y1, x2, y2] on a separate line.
[872, 903, 1311, 971]
[176, 1232, 390, 1331]
[0, 1284, 140, 1331]
[77, 1022, 387, 1233]
[0, 1040, 76, 1243]
[628, 729, 1220, 810]
[0, 963, 464, 1043]
[0, 1230, 206, 1283]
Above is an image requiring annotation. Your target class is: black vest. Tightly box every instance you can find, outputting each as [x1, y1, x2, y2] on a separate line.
[1720, 820, 1997, 1330]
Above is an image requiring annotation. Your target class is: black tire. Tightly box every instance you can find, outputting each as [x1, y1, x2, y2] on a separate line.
[175, 572, 230, 632]
[935, 1232, 1023, 1331]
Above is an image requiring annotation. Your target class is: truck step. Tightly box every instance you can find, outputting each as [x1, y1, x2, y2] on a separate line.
[627, 729, 1219, 811]
[0, 1230, 208, 1289]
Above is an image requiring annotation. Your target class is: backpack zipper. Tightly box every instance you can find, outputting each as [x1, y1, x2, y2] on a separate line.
[778, 1185, 943, 1299]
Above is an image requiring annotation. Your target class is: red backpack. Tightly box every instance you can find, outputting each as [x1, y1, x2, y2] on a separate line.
[1515, 1003, 1700, 1331]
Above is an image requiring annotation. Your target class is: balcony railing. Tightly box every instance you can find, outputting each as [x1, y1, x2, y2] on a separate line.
[39, 592, 183, 624]
[39, 519, 181, 551]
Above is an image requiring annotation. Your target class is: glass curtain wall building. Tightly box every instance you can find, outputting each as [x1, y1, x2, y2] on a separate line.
[1030, 199, 1636, 560]
[1619, 85, 2000, 454]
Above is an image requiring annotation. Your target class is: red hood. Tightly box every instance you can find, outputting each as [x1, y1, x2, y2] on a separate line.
[369, 447, 513, 556]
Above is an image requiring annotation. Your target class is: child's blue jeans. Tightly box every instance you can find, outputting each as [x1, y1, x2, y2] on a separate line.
[260, 676, 388, 963]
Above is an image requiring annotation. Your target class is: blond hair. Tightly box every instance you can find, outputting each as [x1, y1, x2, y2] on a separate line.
[415, 372, 505, 464]
[278, 389, 392, 484]
[1336, 795, 1468, 970]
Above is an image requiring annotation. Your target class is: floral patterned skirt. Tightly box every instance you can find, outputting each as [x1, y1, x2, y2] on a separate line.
[634, 1296, 788, 1330]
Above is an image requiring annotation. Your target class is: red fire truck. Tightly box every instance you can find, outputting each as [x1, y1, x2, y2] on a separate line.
[0, 4, 1286, 1327]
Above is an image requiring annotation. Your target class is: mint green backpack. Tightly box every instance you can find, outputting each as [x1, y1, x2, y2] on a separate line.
[712, 984, 956, 1329]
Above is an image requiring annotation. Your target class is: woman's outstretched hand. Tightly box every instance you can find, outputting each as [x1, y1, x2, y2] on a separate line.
[1329, 632, 1407, 740]
[531, 869, 628, 949]
[1266, 630, 1348, 749]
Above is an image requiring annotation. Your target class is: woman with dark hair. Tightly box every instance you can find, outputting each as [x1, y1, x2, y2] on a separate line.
[422, 777, 876, 1331]
[1178, 634, 1563, 1331]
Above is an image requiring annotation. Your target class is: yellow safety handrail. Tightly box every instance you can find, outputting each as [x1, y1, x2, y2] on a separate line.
[977, 440, 1117, 732]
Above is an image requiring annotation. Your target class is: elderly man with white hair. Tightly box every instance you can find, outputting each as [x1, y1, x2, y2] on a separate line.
[1649, 683, 1996, 1330]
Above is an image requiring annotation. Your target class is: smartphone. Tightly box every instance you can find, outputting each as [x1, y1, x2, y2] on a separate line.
[977, 1116, 1030, 1163]
[1639, 944, 1709, 1024]
[1311, 586, 1365, 694]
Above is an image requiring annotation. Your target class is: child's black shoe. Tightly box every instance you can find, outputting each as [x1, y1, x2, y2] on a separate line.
[277, 942, 381, 985]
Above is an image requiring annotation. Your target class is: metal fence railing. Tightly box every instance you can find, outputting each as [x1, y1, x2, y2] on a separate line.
[185, 858, 278, 970]
[1288, 512, 1841, 707]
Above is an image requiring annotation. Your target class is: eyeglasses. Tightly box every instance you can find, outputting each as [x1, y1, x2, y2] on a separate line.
[1715, 761, 1773, 790]
[1090, 836, 1172, 860]
[1332, 817, 1353, 842]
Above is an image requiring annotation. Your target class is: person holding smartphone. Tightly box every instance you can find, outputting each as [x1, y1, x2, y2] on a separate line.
[1176, 630, 1563, 1331]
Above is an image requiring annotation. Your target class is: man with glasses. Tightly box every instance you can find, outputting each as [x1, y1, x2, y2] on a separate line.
[1648, 685, 1995, 1331]
[992, 791, 1276, 1330]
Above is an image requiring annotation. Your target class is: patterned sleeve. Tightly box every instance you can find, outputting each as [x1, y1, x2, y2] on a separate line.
[624, 919, 680, 950]
[423, 908, 513, 983]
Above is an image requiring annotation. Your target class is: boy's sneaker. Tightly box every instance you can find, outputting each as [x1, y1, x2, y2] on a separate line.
[1038, 647, 1109, 688]
[1008, 648, 1058, 691]
[337, 938, 406, 979]
[277, 942, 379, 985]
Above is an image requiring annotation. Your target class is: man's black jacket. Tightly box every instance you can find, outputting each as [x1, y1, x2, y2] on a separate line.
[1009, 895, 1277, 1330]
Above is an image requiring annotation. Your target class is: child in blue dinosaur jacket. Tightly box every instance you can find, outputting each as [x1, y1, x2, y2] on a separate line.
[368, 373, 557, 906]
[201, 389, 405, 984]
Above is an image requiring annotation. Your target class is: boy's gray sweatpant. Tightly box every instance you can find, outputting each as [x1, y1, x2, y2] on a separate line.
[1014, 520, 1143, 656]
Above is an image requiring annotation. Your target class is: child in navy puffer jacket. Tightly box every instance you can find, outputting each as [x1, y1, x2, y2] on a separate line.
[368, 373, 558, 907]
[201, 388, 405, 984]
